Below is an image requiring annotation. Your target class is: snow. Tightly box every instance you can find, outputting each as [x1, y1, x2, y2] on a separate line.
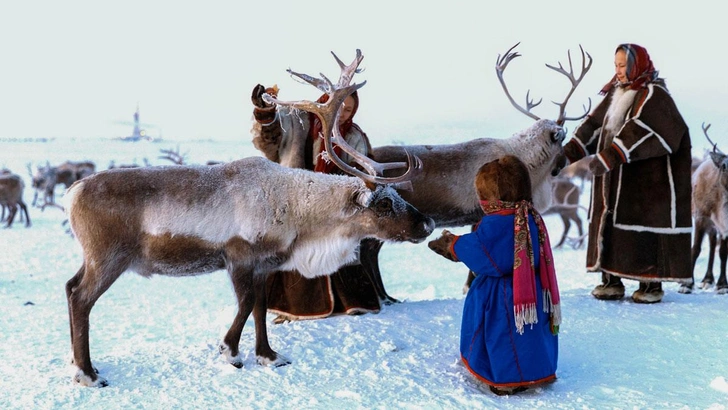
[1, 138, 728, 409]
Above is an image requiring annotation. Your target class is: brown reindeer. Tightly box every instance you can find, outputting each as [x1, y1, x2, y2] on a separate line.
[364, 43, 592, 297]
[0, 168, 12, 222]
[30, 161, 96, 210]
[65, 50, 433, 387]
[0, 172, 31, 228]
[680, 123, 728, 294]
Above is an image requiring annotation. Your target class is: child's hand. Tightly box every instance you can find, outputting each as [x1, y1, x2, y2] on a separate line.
[428, 230, 458, 262]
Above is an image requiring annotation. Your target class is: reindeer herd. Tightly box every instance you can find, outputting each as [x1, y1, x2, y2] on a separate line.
[1, 46, 726, 387]
[0, 146, 204, 229]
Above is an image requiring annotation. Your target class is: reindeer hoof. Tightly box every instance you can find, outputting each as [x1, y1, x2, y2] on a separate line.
[257, 353, 291, 368]
[677, 284, 693, 294]
[219, 343, 243, 368]
[68, 356, 100, 374]
[73, 369, 108, 387]
[700, 281, 713, 290]
[717, 287, 728, 295]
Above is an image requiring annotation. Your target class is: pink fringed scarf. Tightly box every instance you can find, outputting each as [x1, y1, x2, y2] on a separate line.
[480, 199, 561, 335]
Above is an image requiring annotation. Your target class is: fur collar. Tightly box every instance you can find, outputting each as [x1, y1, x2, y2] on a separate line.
[603, 88, 638, 137]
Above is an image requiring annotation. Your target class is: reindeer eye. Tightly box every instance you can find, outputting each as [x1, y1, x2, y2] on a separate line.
[372, 197, 393, 213]
[552, 129, 565, 143]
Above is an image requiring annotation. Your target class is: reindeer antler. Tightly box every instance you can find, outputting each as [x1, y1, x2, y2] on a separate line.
[158, 146, 187, 165]
[702, 122, 724, 154]
[495, 43, 593, 125]
[495, 43, 541, 121]
[263, 50, 421, 187]
[546, 45, 593, 125]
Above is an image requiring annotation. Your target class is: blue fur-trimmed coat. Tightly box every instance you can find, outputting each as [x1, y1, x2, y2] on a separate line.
[564, 80, 693, 282]
[453, 214, 558, 388]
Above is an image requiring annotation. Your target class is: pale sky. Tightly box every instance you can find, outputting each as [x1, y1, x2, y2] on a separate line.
[1, 0, 725, 153]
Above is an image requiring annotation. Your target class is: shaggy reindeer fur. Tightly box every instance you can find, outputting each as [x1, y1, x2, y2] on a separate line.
[683, 153, 728, 293]
[64, 157, 434, 387]
[372, 119, 566, 228]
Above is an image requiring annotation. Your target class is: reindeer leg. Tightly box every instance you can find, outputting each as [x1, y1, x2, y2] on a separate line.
[716, 237, 728, 295]
[65, 267, 83, 358]
[359, 238, 399, 305]
[20, 202, 31, 227]
[681, 222, 708, 294]
[220, 264, 255, 369]
[463, 271, 476, 294]
[67, 258, 126, 387]
[555, 214, 570, 248]
[573, 213, 584, 249]
[253, 274, 290, 367]
[701, 229, 717, 289]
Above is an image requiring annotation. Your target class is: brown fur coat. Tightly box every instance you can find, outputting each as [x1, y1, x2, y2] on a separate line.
[564, 81, 692, 282]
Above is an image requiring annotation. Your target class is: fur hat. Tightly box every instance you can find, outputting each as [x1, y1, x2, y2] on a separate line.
[474, 155, 532, 202]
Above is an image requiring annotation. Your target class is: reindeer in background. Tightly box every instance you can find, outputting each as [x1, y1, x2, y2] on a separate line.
[0, 170, 31, 228]
[680, 123, 728, 294]
[360, 43, 593, 297]
[542, 176, 587, 249]
[29, 160, 95, 210]
[65, 49, 433, 387]
[559, 157, 591, 189]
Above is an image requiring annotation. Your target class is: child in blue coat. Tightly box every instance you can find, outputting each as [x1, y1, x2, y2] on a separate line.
[428, 155, 561, 395]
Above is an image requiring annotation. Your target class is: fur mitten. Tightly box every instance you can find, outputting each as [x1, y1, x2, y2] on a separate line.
[427, 230, 459, 262]
[589, 144, 626, 176]
[251, 84, 278, 124]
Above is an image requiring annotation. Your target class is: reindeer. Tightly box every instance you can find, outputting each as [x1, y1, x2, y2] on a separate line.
[679, 123, 728, 294]
[65, 49, 434, 387]
[29, 161, 96, 210]
[0, 172, 31, 228]
[1, 168, 12, 221]
[542, 176, 587, 249]
[358, 43, 592, 298]
[158, 146, 188, 165]
[559, 157, 591, 190]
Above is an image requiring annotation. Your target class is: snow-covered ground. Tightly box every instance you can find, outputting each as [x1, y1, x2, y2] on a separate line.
[1, 137, 727, 409]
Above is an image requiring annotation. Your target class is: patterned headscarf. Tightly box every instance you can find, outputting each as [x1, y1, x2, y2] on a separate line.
[599, 43, 659, 95]
[479, 199, 561, 335]
[309, 91, 360, 174]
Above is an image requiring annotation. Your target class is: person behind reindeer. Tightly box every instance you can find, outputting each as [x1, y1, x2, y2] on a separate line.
[250, 84, 381, 323]
[562, 43, 692, 303]
[428, 155, 560, 395]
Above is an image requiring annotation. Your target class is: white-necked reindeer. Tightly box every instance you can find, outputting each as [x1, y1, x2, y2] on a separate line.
[680, 123, 728, 294]
[363, 43, 592, 297]
[64, 50, 434, 387]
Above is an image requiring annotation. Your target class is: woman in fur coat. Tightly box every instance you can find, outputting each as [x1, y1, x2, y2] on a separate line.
[427, 155, 560, 395]
[250, 85, 382, 322]
[562, 44, 693, 303]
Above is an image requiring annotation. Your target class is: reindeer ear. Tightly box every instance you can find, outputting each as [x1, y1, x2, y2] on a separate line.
[352, 185, 374, 207]
[709, 152, 728, 170]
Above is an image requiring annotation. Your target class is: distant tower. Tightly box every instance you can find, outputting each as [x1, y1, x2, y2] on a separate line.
[128, 103, 147, 141]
